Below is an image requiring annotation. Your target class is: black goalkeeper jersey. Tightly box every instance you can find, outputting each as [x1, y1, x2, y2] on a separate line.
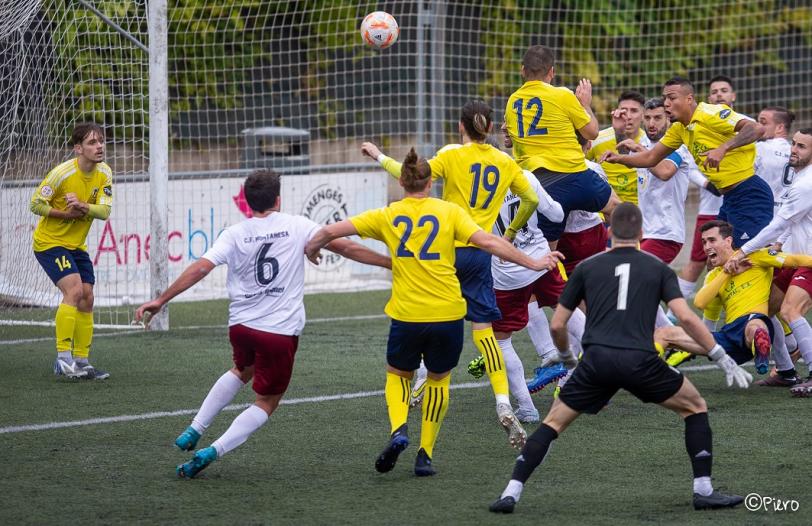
[558, 247, 683, 352]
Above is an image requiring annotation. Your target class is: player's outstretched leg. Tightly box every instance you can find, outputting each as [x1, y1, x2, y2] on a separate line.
[415, 374, 451, 476]
[177, 447, 217, 479]
[176, 369, 246, 450]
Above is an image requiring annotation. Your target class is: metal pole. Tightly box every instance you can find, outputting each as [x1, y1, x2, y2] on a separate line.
[76, 0, 149, 54]
[416, 2, 427, 156]
[148, 0, 169, 330]
[429, 0, 445, 153]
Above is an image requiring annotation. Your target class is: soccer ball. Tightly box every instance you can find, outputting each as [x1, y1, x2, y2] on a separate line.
[360, 11, 399, 50]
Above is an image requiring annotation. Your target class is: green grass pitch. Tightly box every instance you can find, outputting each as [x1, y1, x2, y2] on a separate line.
[0, 291, 808, 525]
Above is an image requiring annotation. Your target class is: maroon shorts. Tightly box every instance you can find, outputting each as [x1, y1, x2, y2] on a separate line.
[493, 267, 566, 333]
[229, 324, 299, 396]
[640, 238, 683, 265]
[557, 223, 608, 275]
[690, 215, 718, 262]
[773, 267, 812, 296]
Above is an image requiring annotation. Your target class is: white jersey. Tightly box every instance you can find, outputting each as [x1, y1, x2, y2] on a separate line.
[202, 212, 320, 335]
[491, 171, 560, 290]
[755, 137, 791, 206]
[637, 138, 690, 243]
[564, 160, 605, 234]
[688, 169, 723, 216]
[777, 164, 812, 255]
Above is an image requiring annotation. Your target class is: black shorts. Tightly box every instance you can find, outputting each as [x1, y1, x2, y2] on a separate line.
[386, 319, 465, 373]
[559, 345, 684, 415]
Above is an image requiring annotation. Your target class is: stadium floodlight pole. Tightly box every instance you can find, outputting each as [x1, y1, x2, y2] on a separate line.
[148, 0, 169, 330]
[75, 0, 148, 54]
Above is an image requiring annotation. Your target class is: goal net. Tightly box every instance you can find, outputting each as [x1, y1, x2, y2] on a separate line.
[2, 0, 811, 328]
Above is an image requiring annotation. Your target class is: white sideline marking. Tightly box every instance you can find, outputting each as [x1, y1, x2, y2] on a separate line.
[0, 313, 389, 346]
[0, 380, 488, 435]
[0, 362, 740, 435]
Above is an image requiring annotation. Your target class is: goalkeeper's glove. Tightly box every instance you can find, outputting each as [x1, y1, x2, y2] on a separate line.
[709, 344, 752, 388]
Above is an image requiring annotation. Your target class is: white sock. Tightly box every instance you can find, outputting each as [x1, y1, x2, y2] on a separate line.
[567, 308, 586, 356]
[786, 332, 798, 353]
[211, 404, 269, 457]
[678, 277, 697, 299]
[789, 318, 812, 370]
[501, 479, 524, 501]
[57, 351, 73, 362]
[497, 338, 535, 413]
[693, 476, 713, 496]
[770, 316, 794, 372]
[655, 305, 674, 328]
[527, 303, 557, 360]
[191, 370, 245, 434]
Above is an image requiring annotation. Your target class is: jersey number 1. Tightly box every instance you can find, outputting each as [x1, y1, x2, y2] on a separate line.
[614, 263, 630, 310]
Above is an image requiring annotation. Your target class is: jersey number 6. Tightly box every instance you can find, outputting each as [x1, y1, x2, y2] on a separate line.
[393, 215, 440, 260]
[255, 242, 279, 285]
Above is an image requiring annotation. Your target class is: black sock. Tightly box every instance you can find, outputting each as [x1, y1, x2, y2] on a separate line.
[511, 423, 558, 483]
[684, 412, 712, 478]
[778, 368, 797, 379]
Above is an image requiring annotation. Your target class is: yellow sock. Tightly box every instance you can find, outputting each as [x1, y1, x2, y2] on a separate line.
[55, 303, 78, 353]
[473, 327, 509, 402]
[419, 374, 450, 458]
[73, 311, 94, 360]
[384, 372, 410, 435]
[779, 316, 792, 336]
[666, 350, 692, 367]
[654, 342, 666, 358]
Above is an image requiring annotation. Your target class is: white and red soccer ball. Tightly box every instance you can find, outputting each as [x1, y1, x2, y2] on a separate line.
[360, 11, 399, 50]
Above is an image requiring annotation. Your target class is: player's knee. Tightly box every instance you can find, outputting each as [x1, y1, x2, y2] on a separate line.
[779, 302, 802, 322]
[62, 284, 83, 304]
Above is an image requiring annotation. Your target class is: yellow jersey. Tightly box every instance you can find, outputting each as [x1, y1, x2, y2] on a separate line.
[350, 197, 481, 323]
[505, 81, 591, 173]
[427, 143, 533, 238]
[660, 102, 755, 189]
[31, 158, 113, 252]
[587, 127, 646, 204]
[695, 249, 812, 322]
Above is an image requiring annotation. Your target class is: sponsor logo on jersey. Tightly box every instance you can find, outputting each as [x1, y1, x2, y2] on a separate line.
[719, 109, 731, 119]
[103, 186, 112, 197]
[302, 184, 349, 271]
[40, 185, 53, 198]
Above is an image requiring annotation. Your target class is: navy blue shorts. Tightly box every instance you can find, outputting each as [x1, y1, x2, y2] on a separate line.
[533, 168, 612, 241]
[386, 319, 465, 373]
[718, 176, 773, 248]
[34, 247, 95, 285]
[713, 313, 773, 365]
[455, 247, 501, 323]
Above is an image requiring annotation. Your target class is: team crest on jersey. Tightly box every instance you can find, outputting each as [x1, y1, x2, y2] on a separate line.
[91, 188, 99, 199]
[302, 184, 349, 271]
[103, 186, 112, 197]
[719, 109, 731, 119]
[40, 185, 53, 198]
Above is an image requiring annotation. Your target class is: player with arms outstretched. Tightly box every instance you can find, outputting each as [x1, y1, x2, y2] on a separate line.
[31, 122, 113, 380]
[362, 100, 541, 447]
[134, 170, 390, 478]
[489, 203, 751, 514]
[306, 149, 561, 475]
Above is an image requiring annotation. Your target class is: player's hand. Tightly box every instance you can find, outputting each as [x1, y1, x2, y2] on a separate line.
[611, 108, 629, 135]
[599, 151, 624, 164]
[575, 78, 592, 108]
[616, 138, 645, 154]
[709, 344, 752, 388]
[305, 247, 322, 265]
[134, 300, 163, 328]
[723, 251, 750, 274]
[768, 242, 783, 254]
[535, 251, 564, 271]
[360, 142, 382, 161]
[698, 147, 726, 171]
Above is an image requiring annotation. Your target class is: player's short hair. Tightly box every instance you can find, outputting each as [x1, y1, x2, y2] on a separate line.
[700, 219, 733, 240]
[460, 99, 493, 142]
[708, 75, 735, 90]
[618, 90, 645, 107]
[401, 147, 431, 193]
[644, 97, 664, 110]
[663, 77, 695, 95]
[798, 127, 812, 137]
[610, 203, 643, 241]
[244, 169, 281, 213]
[522, 45, 555, 77]
[762, 106, 796, 131]
[71, 122, 104, 145]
